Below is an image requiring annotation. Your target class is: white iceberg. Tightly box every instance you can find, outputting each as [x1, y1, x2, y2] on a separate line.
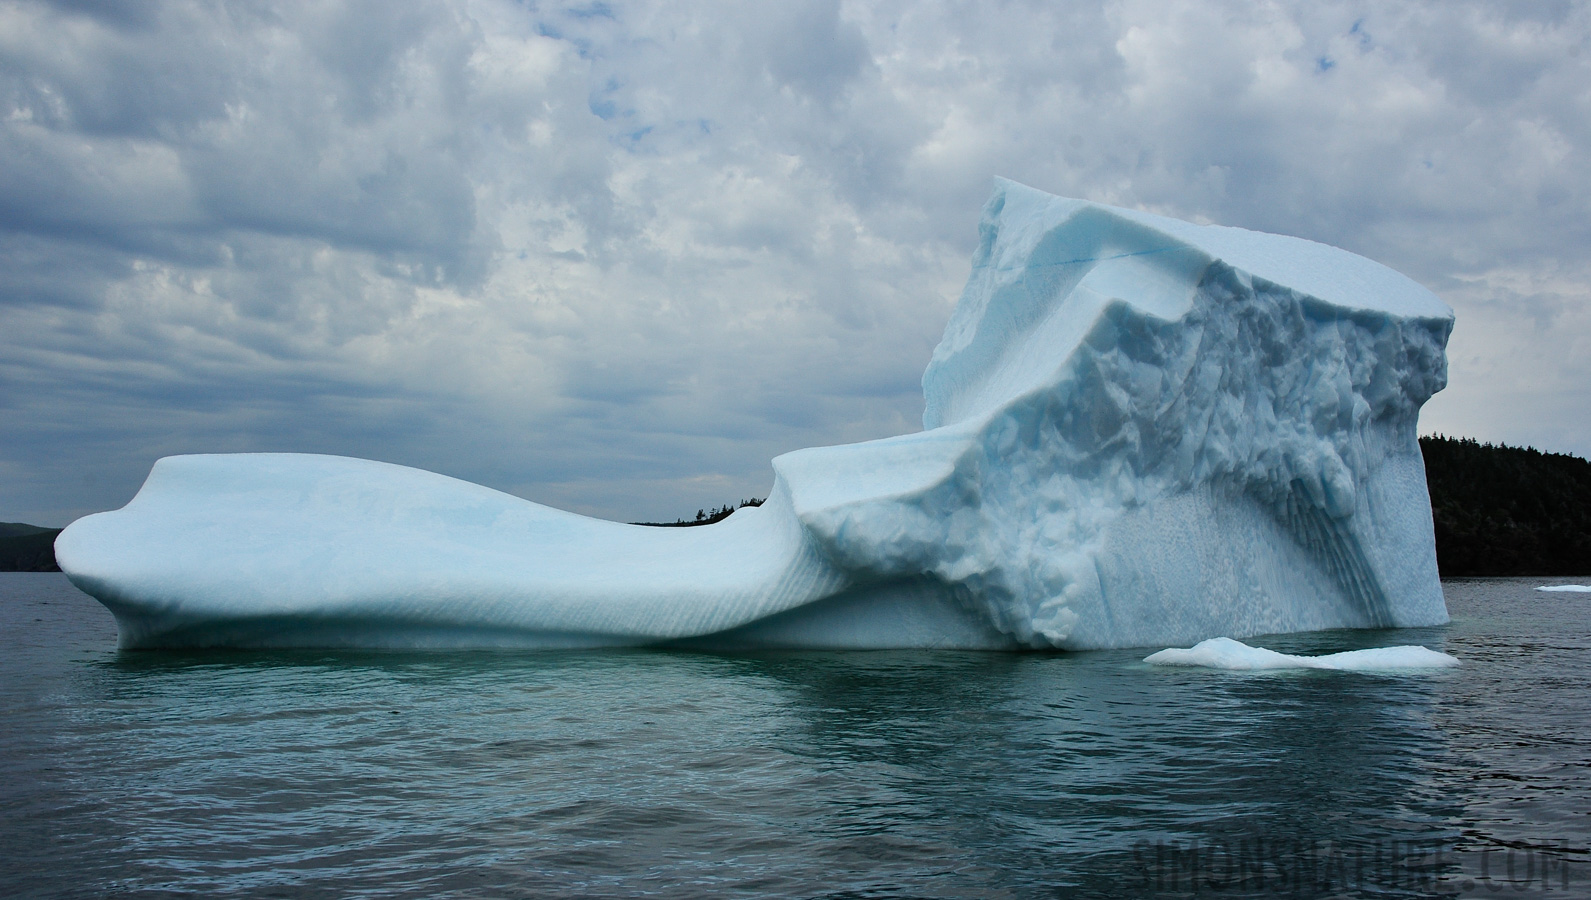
[1144, 637, 1458, 671]
[56, 179, 1455, 651]
[1536, 585, 1591, 593]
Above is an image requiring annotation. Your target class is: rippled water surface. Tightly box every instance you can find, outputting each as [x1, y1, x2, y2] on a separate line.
[3, 574, 1588, 898]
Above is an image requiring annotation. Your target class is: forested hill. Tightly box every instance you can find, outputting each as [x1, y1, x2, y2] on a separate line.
[0, 523, 63, 572]
[1420, 435, 1591, 577]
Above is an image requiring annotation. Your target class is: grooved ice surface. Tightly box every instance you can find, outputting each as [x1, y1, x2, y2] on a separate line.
[56, 179, 1454, 650]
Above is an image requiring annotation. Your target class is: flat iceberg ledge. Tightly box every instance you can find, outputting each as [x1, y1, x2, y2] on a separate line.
[1536, 585, 1591, 593]
[56, 178, 1454, 651]
[1144, 637, 1459, 671]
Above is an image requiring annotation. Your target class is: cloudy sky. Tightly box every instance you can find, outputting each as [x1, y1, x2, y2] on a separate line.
[2, 0, 1587, 527]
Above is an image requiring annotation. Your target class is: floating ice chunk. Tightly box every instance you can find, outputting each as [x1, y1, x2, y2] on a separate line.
[56, 179, 1455, 651]
[1144, 637, 1459, 670]
[1536, 585, 1591, 593]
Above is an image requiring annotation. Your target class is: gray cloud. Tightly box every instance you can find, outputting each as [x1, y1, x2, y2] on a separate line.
[2, 0, 1588, 527]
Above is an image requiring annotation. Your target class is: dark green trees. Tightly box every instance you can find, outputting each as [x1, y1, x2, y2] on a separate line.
[1420, 436, 1591, 576]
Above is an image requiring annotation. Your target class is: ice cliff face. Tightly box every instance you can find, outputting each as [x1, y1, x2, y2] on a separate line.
[56, 179, 1454, 650]
[777, 180, 1452, 647]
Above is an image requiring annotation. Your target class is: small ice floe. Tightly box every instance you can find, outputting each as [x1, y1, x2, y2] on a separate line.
[1536, 585, 1591, 593]
[1144, 637, 1459, 671]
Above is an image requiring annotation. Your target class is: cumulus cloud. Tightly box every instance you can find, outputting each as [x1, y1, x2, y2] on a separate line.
[1, 0, 1588, 526]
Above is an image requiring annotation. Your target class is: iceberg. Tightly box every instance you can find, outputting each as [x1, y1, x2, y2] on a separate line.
[1144, 637, 1458, 671]
[56, 179, 1455, 651]
[1536, 585, 1591, 593]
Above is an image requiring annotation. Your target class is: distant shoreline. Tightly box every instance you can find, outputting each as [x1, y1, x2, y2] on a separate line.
[630, 498, 763, 528]
[0, 523, 63, 573]
[1420, 435, 1591, 577]
[7, 439, 1588, 576]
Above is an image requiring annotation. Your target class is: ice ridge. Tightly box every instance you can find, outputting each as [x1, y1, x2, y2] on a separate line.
[56, 179, 1455, 650]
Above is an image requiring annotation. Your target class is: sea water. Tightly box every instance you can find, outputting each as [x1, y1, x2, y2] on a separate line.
[2, 573, 1586, 898]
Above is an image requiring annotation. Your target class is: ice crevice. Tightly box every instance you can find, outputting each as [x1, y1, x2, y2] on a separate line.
[56, 179, 1456, 650]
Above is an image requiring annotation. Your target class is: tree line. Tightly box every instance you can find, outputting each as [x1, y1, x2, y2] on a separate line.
[630, 497, 764, 528]
[0, 523, 62, 572]
[1419, 435, 1591, 576]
